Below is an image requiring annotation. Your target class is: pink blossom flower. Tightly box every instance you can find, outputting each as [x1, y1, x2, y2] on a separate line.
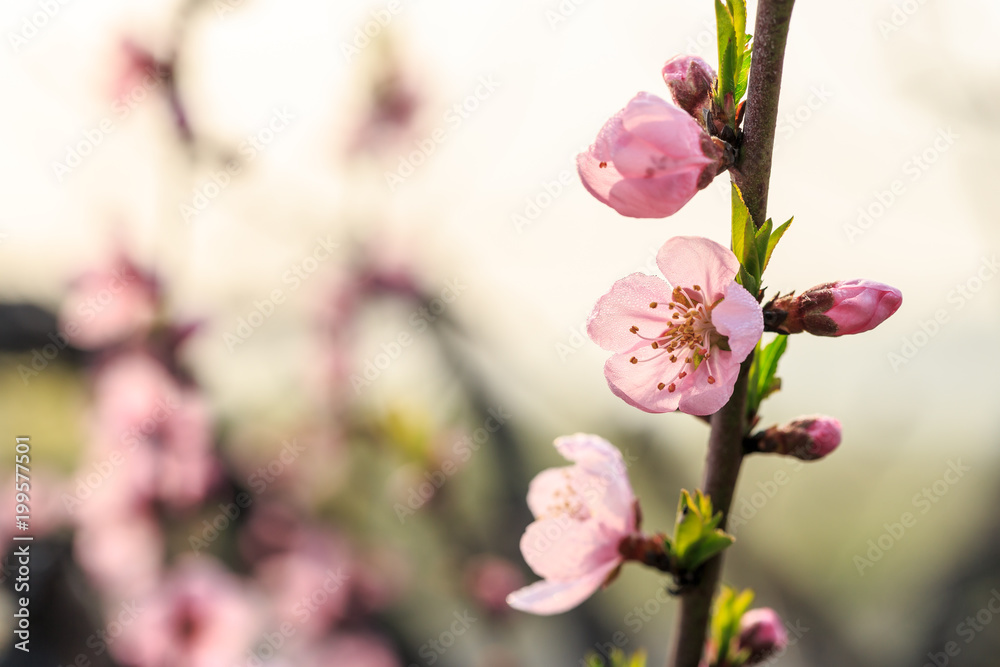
[588, 236, 763, 415]
[662, 56, 716, 120]
[256, 529, 352, 639]
[738, 608, 788, 664]
[463, 555, 525, 614]
[506, 434, 637, 615]
[577, 92, 721, 218]
[112, 557, 262, 667]
[755, 415, 841, 461]
[90, 352, 218, 509]
[301, 633, 401, 667]
[59, 254, 159, 349]
[767, 279, 902, 336]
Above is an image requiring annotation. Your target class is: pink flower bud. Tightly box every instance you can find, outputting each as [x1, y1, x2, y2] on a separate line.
[662, 56, 716, 121]
[755, 415, 841, 461]
[765, 279, 902, 336]
[577, 92, 722, 218]
[738, 608, 788, 664]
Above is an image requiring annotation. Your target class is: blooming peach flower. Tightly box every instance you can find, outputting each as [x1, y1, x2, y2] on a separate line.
[112, 557, 262, 667]
[506, 434, 637, 615]
[767, 279, 902, 336]
[588, 236, 763, 415]
[577, 92, 721, 218]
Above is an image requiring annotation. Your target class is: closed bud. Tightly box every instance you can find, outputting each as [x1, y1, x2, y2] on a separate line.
[754, 415, 841, 461]
[738, 608, 788, 664]
[662, 56, 716, 121]
[764, 279, 902, 336]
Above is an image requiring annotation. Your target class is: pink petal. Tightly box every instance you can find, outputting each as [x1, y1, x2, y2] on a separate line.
[656, 236, 739, 296]
[608, 173, 704, 218]
[526, 466, 576, 520]
[552, 434, 636, 534]
[675, 352, 741, 416]
[587, 273, 674, 352]
[519, 518, 620, 581]
[618, 92, 710, 163]
[603, 352, 685, 414]
[711, 282, 764, 360]
[506, 559, 620, 615]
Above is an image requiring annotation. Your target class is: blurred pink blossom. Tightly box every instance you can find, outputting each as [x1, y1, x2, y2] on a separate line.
[302, 633, 401, 667]
[89, 352, 217, 509]
[255, 529, 352, 639]
[463, 555, 525, 614]
[59, 254, 158, 349]
[739, 607, 788, 664]
[507, 434, 637, 615]
[113, 557, 263, 667]
[577, 92, 721, 218]
[588, 236, 763, 415]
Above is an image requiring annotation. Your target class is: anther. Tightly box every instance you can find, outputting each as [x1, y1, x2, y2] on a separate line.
[649, 302, 658, 309]
[630, 357, 638, 364]
[707, 376, 716, 384]
[657, 383, 665, 390]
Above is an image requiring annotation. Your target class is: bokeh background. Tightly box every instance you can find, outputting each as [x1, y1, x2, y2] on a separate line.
[1, 0, 999, 665]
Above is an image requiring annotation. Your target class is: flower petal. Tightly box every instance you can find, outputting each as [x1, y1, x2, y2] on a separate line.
[603, 352, 685, 414]
[587, 273, 676, 352]
[519, 518, 621, 581]
[552, 434, 636, 534]
[656, 236, 739, 297]
[607, 173, 703, 218]
[712, 282, 763, 360]
[618, 92, 709, 162]
[505, 559, 620, 616]
[675, 352, 741, 416]
[525, 466, 577, 520]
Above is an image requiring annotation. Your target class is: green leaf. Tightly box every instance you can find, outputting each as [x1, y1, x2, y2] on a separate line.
[710, 586, 756, 666]
[735, 43, 753, 104]
[585, 649, 648, 667]
[754, 218, 772, 273]
[747, 335, 789, 416]
[672, 490, 736, 572]
[762, 216, 793, 273]
[731, 185, 749, 261]
[715, 0, 737, 104]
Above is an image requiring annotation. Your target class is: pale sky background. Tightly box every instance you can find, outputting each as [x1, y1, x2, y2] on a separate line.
[1, 0, 999, 663]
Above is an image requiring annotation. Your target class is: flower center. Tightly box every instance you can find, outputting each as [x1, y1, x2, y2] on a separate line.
[627, 284, 724, 391]
[545, 471, 593, 521]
